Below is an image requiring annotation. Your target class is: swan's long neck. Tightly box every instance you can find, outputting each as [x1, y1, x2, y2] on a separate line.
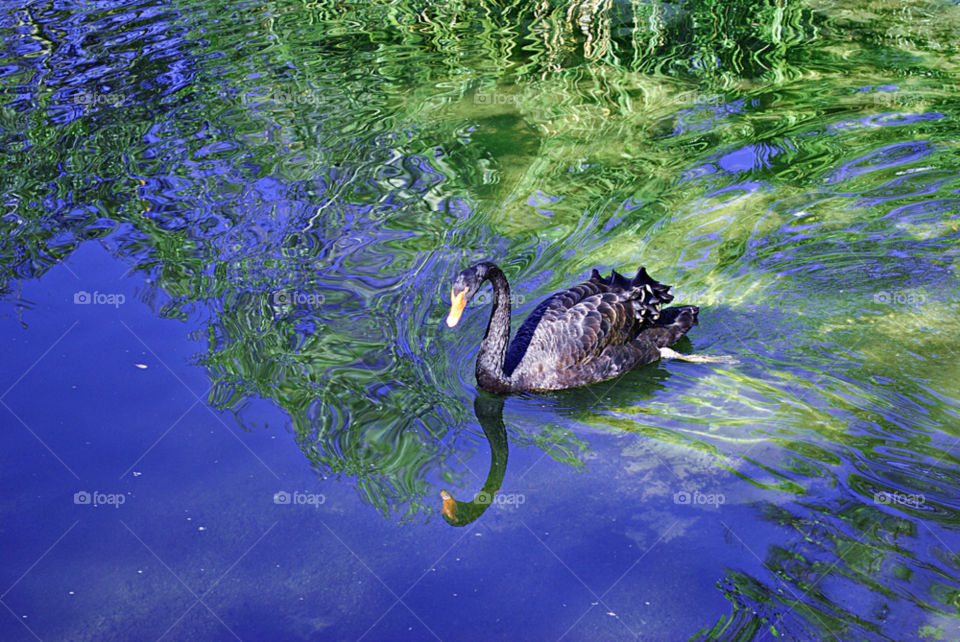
[476, 265, 513, 393]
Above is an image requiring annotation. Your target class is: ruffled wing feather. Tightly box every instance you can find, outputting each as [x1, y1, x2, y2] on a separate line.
[504, 267, 674, 377]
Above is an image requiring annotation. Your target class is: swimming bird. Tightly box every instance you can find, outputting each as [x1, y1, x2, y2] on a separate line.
[446, 262, 735, 393]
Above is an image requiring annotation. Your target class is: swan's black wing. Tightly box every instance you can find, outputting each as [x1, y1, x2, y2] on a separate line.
[503, 280, 605, 376]
[504, 268, 674, 381]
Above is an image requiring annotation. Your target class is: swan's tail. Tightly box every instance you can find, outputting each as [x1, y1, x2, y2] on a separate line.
[590, 266, 674, 324]
[590, 267, 674, 302]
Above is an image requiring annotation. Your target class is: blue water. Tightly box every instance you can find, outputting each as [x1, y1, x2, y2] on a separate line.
[3, 246, 747, 641]
[6, 0, 960, 639]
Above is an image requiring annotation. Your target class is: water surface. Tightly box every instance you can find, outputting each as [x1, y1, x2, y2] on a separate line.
[2, 0, 960, 639]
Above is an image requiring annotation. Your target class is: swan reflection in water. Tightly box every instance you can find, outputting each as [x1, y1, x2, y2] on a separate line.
[440, 395, 509, 526]
[440, 362, 680, 527]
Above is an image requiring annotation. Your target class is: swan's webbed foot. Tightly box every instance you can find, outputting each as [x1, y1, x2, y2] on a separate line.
[659, 347, 739, 364]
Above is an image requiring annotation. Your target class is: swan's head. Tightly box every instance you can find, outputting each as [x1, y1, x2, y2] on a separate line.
[446, 263, 490, 327]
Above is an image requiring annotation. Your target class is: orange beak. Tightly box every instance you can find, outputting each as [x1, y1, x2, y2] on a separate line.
[440, 490, 458, 522]
[446, 289, 467, 327]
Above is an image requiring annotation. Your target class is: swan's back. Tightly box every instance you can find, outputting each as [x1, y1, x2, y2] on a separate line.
[504, 267, 690, 390]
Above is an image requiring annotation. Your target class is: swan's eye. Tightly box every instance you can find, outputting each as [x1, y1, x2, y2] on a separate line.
[446, 289, 468, 327]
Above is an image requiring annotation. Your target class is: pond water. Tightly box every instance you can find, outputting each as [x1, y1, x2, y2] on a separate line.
[3, 0, 960, 639]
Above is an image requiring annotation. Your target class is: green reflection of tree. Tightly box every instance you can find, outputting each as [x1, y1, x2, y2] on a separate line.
[190, 288, 468, 522]
[183, 276, 591, 522]
[686, 497, 959, 640]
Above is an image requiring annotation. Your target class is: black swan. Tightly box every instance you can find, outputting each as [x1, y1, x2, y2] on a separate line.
[446, 262, 735, 393]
